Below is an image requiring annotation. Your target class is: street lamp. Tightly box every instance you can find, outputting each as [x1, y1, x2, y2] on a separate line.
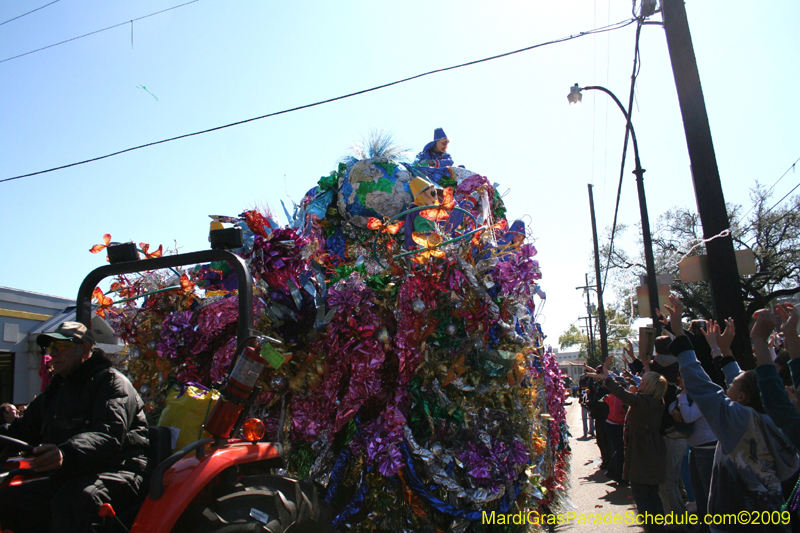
[568, 83, 661, 333]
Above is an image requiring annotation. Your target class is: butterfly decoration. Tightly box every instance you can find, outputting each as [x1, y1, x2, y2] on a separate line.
[507, 352, 527, 386]
[411, 232, 446, 265]
[420, 187, 455, 222]
[92, 287, 114, 318]
[444, 354, 467, 386]
[89, 234, 112, 254]
[470, 219, 509, 246]
[110, 280, 139, 299]
[368, 218, 404, 252]
[139, 242, 163, 259]
[367, 217, 404, 235]
[179, 273, 196, 295]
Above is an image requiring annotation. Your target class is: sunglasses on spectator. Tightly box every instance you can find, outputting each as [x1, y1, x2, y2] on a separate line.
[47, 340, 79, 354]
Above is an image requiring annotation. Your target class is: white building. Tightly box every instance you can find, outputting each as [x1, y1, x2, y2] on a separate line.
[0, 287, 122, 404]
[552, 347, 585, 381]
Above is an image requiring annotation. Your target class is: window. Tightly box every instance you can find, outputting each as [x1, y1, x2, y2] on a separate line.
[0, 352, 13, 403]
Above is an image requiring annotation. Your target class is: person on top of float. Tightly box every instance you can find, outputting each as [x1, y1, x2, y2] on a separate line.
[414, 128, 453, 168]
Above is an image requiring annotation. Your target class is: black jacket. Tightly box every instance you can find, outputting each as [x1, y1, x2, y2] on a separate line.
[6, 350, 149, 478]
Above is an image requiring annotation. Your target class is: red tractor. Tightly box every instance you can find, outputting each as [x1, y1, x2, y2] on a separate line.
[0, 245, 333, 532]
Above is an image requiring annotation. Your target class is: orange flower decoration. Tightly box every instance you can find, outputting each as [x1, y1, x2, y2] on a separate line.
[89, 234, 112, 254]
[444, 354, 467, 386]
[367, 217, 404, 235]
[420, 187, 455, 222]
[506, 353, 527, 386]
[368, 217, 404, 252]
[110, 280, 138, 299]
[139, 242, 163, 259]
[532, 435, 547, 455]
[411, 233, 446, 265]
[471, 219, 509, 246]
[92, 287, 114, 318]
[179, 273, 196, 295]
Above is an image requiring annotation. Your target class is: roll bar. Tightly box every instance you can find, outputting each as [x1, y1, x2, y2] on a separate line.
[75, 249, 256, 346]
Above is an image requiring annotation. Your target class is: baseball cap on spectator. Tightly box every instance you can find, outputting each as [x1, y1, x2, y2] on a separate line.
[36, 322, 96, 347]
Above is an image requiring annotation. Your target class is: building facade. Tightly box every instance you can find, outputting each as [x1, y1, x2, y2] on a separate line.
[0, 287, 122, 404]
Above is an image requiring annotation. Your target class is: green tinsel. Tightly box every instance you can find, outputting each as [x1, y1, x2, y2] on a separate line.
[340, 418, 357, 447]
[327, 266, 392, 295]
[438, 174, 458, 189]
[408, 378, 463, 443]
[328, 265, 367, 286]
[317, 162, 347, 191]
[364, 273, 393, 293]
[493, 189, 507, 221]
[318, 172, 338, 191]
[289, 444, 315, 479]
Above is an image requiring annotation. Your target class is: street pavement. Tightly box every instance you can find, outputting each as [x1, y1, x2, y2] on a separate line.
[557, 399, 643, 532]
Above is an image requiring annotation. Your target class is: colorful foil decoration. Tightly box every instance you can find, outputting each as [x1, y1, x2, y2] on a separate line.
[93, 153, 570, 531]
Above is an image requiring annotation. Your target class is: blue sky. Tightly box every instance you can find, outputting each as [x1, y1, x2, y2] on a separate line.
[1, 0, 798, 348]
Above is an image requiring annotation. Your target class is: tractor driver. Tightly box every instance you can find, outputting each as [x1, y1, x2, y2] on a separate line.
[0, 322, 150, 533]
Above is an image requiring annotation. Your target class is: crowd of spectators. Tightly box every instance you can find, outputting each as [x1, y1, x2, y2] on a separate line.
[578, 295, 800, 533]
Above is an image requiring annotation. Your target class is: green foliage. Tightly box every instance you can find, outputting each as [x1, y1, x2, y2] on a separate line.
[558, 324, 587, 355]
[598, 185, 800, 321]
[559, 306, 634, 368]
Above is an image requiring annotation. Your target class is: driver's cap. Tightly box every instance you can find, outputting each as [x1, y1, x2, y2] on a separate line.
[37, 322, 96, 347]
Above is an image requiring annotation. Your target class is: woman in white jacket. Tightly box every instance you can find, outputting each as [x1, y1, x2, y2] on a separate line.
[670, 376, 716, 531]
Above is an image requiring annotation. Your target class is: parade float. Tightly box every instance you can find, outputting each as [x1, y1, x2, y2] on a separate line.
[85, 134, 570, 531]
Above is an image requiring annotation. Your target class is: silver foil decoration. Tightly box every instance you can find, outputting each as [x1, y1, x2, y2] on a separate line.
[403, 426, 506, 504]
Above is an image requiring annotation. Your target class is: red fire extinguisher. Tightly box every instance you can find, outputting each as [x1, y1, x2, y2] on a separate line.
[204, 345, 267, 439]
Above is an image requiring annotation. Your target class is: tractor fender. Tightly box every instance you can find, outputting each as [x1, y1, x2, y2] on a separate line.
[130, 441, 281, 533]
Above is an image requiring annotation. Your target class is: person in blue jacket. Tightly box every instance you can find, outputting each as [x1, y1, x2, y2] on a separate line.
[665, 295, 797, 533]
[414, 128, 454, 168]
[751, 303, 800, 448]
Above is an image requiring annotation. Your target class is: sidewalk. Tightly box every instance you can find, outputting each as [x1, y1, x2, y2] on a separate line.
[557, 400, 642, 532]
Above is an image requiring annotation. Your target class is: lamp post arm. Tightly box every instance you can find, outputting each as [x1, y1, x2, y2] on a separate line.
[580, 84, 659, 331]
[582, 85, 641, 168]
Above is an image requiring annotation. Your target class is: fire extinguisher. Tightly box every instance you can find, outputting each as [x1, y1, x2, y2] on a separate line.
[204, 345, 267, 439]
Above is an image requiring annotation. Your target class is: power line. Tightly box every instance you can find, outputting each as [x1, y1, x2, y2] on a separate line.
[602, 18, 644, 294]
[0, 0, 199, 64]
[0, 17, 636, 185]
[0, 0, 59, 26]
[765, 176, 800, 216]
[741, 155, 800, 220]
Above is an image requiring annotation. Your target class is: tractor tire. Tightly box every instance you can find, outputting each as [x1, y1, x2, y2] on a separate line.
[176, 475, 332, 533]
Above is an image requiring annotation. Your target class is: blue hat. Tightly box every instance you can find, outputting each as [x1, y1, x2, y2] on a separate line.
[423, 128, 448, 152]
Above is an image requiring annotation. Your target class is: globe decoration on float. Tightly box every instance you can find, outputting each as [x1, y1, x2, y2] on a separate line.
[336, 159, 414, 228]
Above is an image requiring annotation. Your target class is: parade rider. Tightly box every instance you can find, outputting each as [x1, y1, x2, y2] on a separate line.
[414, 127, 454, 168]
[0, 322, 150, 533]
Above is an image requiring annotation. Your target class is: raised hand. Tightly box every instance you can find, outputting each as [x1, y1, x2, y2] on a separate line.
[777, 303, 799, 336]
[777, 303, 800, 360]
[623, 340, 635, 362]
[786, 386, 798, 407]
[700, 319, 721, 351]
[664, 295, 685, 337]
[752, 309, 780, 366]
[600, 355, 613, 380]
[751, 309, 780, 341]
[718, 317, 736, 354]
[655, 307, 670, 328]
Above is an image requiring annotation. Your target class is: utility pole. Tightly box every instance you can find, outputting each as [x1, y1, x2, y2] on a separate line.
[581, 315, 596, 362]
[661, 0, 751, 366]
[588, 184, 609, 363]
[576, 274, 597, 364]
